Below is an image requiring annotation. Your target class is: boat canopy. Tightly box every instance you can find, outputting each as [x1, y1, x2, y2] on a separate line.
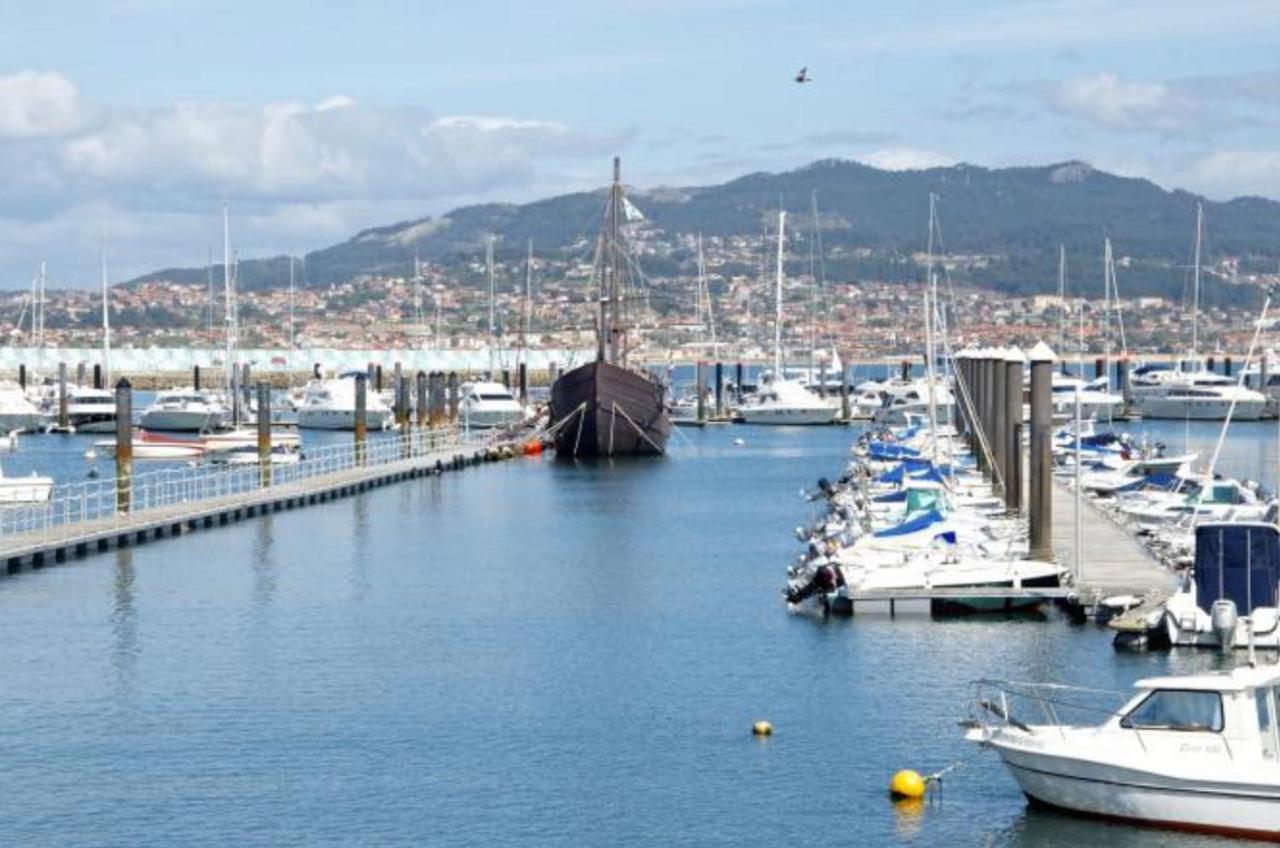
[874, 508, 945, 538]
[1193, 522, 1280, 614]
[868, 442, 920, 461]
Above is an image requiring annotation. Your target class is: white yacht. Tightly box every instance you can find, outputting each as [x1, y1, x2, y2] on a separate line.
[140, 388, 230, 432]
[1048, 373, 1124, 421]
[870, 378, 954, 426]
[0, 380, 45, 432]
[65, 387, 117, 433]
[1127, 365, 1266, 421]
[297, 376, 393, 431]
[968, 667, 1280, 840]
[458, 381, 524, 429]
[736, 376, 837, 425]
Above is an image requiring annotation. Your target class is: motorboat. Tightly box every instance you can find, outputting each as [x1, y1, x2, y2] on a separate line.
[95, 431, 207, 460]
[736, 376, 837, 425]
[296, 375, 393, 431]
[967, 667, 1280, 840]
[1048, 373, 1124, 421]
[0, 464, 53, 505]
[0, 380, 45, 432]
[458, 380, 524, 429]
[1127, 365, 1266, 421]
[208, 444, 301, 466]
[870, 378, 954, 426]
[64, 386, 117, 433]
[139, 388, 230, 432]
[1160, 518, 1280, 650]
[201, 428, 302, 452]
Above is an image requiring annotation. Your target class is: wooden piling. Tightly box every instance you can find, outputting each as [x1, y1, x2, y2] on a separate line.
[115, 379, 133, 514]
[241, 363, 252, 412]
[354, 373, 368, 466]
[518, 363, 528, 406]
[1225, 355, 1234, 376]
[398, 375, 411, 458]
[17, 364, 25, 391]
[57, 362, 69, 429]
[76, 362, 86, 388]
[93, 363, 102, 391]
[428, 372, 444, 428]
[415, 370, 428, 428]
[1029, 343, 1054, 559]
[735, 362, 745, 405]
[447, 372, 460, 422]
[695, 361, 706, 422]
[257, 382, 272, 488]
[714, 362, 725, 419]
[230, 365, 241, 428]
[193, 365, 201, 391]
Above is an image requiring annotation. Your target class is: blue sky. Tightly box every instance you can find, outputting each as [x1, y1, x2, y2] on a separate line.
[1, 0, 1279, 285]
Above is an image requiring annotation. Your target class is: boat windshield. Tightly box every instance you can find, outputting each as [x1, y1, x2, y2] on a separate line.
[1120, 689, 1223, 732]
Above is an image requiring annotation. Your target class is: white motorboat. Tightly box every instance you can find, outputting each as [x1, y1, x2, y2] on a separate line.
[95, 431, 207, 460]
[140, 389, 230, 432]
[736, 376, 837, 425]
[201, 428, 302, 452]
[870, 378, 954, 425]
[458, 381, 524, 429]
[64, 386, 117, 433]
[1128, 367, 1266, 420]
[208, 444, 301, 465]
[296, 376, 393, 431]
[0, 380, 45, 432]
[967, 667, 1280, 840]
[1048, 374, 1124, 421]
[0, 464, 53, 504]
[1161, 518, 1280, 649]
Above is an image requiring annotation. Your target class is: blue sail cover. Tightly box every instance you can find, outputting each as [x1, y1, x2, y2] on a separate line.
[911, 467, 947, 485]
[868, 442, 921, 461]
[1194, 523, 1280, 613]
[876, 465, 906, 484]
[873, 490, 907, 503]
[873, 509, 945, 538]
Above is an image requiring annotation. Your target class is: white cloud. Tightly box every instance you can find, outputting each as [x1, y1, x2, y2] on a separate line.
[0, 71, 87, 139]
[1041, 72, 1198, 134]
[1184, 150, 1280, 199]
[858, 148, 956, 171]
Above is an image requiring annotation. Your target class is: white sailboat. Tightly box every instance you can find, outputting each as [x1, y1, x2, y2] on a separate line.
[737, 211, 837, 425]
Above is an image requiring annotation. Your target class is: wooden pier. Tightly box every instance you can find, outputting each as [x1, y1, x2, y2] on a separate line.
[1050, 476, 1179, 601]
[0, 436, 522, 574]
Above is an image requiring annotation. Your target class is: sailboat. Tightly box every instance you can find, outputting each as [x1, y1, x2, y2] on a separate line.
[736, 211, 837, 425]
[547, 158, 671, 457]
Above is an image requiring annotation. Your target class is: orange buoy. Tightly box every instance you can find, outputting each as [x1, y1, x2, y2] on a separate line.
[523, 440, 544, 456]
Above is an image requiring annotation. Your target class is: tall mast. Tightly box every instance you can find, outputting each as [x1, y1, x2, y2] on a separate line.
[1192, 201, 1202, 365]
[37, 260, 46, 355]
[288, 254, 296, 351]
[223, 201, 234, 392]
[486, 235, 496, 340]
[608, 157, 624, 365]
[774, 210, 786, 379]
[1103, 237, 1113, 393]
[523, 239, 533, 362]
[1057, 244, 1066, 359]
[100, 240, 111, 387]
[924, 196, 938, 451]
[414, 250, 423, 336]
[206, 246, 214, 337]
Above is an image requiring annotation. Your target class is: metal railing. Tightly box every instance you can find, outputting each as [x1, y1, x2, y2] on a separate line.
[0, 425, 487, 551]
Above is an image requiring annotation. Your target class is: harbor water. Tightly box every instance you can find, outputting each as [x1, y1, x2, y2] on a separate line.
[0, 418, 1272, 845]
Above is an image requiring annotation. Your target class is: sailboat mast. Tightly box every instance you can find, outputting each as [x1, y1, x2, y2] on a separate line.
[223, 202, 234, 392]
[101, 241, 111, 387]
[522, 239, 533, 366]
[1192, 201, 1202, 366]
[1057, 244, 1066, 360]
[1103, 237, 1113, 392]
[924, 196, 938, 452]
[774, 210, 786, 379]
[608, 157, 623, 365]
[37, 260, 46, 354]
[288, 254, 296, 352]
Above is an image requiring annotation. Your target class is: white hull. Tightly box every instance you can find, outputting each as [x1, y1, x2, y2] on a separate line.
[460, 409, 523, 429]
[0, 412, 45, 432]
[297, 408, 393, 431]
[1132, 397, 1266, 421]
[737, 406, 836, 425]
[69, 416, 117, 433]
[992, 742, 1280, 839]
[0, 478, 53, 504]
[140, 410, 223, 432]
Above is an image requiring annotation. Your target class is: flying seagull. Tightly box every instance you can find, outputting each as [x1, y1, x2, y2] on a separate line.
[794, 67, 811, 84]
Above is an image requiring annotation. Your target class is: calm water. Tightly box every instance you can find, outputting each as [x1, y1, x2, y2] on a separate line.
[0, 418, 1273, 845]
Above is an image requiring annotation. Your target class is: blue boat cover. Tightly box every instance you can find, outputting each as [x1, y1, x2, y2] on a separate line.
[873, 490, 907, 503]
[1194, 523, 1280, 613]
[868, 442, 921, 460]
[876, 465, 906, 484]
[911, 467, 947, 485]
[874, 509, 945, 538]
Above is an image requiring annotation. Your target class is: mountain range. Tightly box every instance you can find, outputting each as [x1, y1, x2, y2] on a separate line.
[130, 159, 1280, 305]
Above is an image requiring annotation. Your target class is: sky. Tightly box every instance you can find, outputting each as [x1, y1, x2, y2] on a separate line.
[1, 0, 1279, 286]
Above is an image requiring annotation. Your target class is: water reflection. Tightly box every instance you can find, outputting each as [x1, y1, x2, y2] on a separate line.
[252, 513, 277, 611]
[110, 546, 137, 689]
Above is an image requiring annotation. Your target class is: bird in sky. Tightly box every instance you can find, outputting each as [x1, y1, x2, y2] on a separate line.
[794, 67, 811, 84]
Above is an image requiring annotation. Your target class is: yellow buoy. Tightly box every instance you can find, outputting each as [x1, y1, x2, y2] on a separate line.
[889, 769, 927, 799]
[752, 720, 773, 737]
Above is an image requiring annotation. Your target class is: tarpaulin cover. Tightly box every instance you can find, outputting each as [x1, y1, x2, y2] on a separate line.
[873, 490, 908, 503]
[876, 465, 906, 484]
[1194, 523, 1280, 613]
[874, 509, 945, 538]
[868, 442, 921, 460]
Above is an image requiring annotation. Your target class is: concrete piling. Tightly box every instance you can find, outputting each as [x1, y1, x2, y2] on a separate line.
[115, 379, 133, 514]
[1094, 357, 1104, 380]
[735, 363, 745, 405]
[230, 365, 241, 428]
[1004, 348, 1023, 512]
[354, 373, 368, 466]
[695, 361, 707, 423]
[714, 362, 725, 419]
[900, 359, 910, 381]
[1225, 355, 1234, 376]
[839, 357, 850, 423]
[93, 363, 102, 391]
[991, 350, 1007, 489]
[1028, 343, 1054, 560]
[518, 363, 528, 406]
[398, 375, 411, 458]
[193, 365, 201, 392]
[57, 362, 69, 429]
[76, 362, 85, 388]
[17, 364, 25, 391]
[447, 372, 460, 422]
[241, 364, 252, 411]
[257, 382, 272, 488]
[428, 372, 444, 428]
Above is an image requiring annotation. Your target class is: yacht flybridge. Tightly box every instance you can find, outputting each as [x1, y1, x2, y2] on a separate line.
[967, 668, 1280, 840]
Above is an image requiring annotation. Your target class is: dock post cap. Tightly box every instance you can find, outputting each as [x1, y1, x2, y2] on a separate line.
[115, 377, 131, 389]
[1003, 345, 1026, 363]
[1027, 341, 1056, 362]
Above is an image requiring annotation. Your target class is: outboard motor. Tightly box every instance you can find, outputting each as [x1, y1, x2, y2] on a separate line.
[785, 562, 844, 605]
[1210, 598, 1238, 652]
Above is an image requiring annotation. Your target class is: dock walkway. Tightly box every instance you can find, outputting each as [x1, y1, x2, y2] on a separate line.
[1051, 476, 1178, 601]
[0, 430, 518, 572]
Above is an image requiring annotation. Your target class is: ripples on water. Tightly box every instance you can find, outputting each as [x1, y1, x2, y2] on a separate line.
[0, 401, 1272, 845]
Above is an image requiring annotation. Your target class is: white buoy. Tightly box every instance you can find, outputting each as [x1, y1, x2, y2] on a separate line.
[83, 448, 97, 461]
[732, 437, 746, 446]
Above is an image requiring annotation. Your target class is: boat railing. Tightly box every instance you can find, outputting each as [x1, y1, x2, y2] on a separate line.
[0, 425, 485, 550]
[968, 679, 1131, 740]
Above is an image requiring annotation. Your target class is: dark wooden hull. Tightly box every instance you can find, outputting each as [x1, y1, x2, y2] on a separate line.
[548, 361, 671, 457]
